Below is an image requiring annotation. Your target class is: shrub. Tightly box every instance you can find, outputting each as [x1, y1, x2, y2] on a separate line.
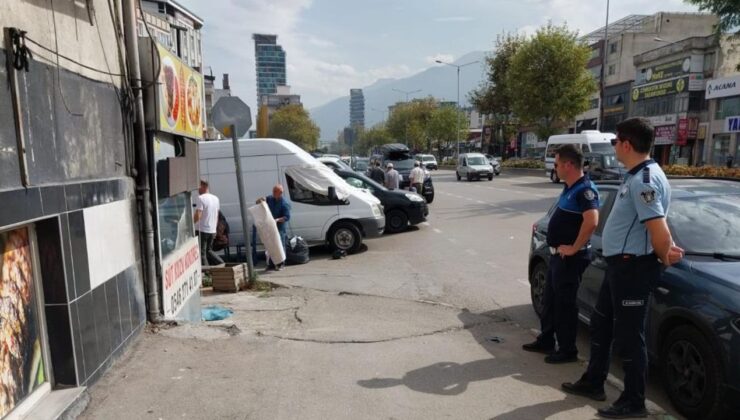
[501, 159, 545, 169]
[663, 165, 740, 179]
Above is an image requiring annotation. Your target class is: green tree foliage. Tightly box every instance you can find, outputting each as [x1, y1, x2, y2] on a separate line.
[267, 105, 320, 150]
[385, 98, 466, 153]
[357, 124, 392, 154]
[507, 23, 597, 139]
[685, 1, 740, 36]
[470, 33, 525, 153]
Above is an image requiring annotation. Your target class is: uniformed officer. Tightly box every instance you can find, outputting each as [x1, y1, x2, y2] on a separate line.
[561, 118, 684, 418]
[523, 144, 599, 364]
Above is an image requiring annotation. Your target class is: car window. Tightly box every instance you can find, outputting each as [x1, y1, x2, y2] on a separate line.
[590, 142, 614, 153]
[345, 176, 364, 189]
[668, 195, 740, 254]
[603, 154, 623, 168]
[595, 189, 616, 234]
[285, 174, 334, 206]
[467, 156, 487, 165]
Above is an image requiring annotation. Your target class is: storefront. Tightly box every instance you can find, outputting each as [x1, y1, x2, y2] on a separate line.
[141, 41, 204, 321]
[706, 75, 740, 166]
[602, 82, 633, 133]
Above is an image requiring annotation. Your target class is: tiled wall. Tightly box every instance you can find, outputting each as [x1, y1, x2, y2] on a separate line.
[1, 178, 147, 388]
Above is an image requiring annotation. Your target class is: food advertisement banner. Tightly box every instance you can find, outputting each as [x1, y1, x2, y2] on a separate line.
[1, 228, 46, 417]
[162, 237, 201, 319]
[156, 44, 203, 139]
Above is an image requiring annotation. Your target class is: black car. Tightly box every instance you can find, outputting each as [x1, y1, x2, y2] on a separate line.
[371, 143, 435, 203]
[528, 178, 740, 419]
[334, 169, 428, 233]
[584, 152, 626, 180]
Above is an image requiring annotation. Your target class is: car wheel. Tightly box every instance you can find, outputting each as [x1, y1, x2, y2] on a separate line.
[467, 173, 472, 182]
[495, 171, 501, 176]
[425, 193, 434, 204]
[385, 209, 408, 233]
[328, 221, 362, 254]
[529, 260, 547, 318]
[662, 325, 725, 420]
[456, 172, 461, 181]
[488, 174, 493, 181]
[550, 170, 560, 183]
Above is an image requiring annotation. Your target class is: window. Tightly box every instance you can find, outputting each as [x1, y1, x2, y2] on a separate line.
[609, 41, 618, 54]
[589, 98, 599, 109]
[715, 96, 740, 120]
[285, 174, 334, 205]
[157, 192, 194, 259]
[595, 190, 617, 233]
[346, 176, 376, 192]
[608, 93, 624, 105]
[703, 53, 715, 73]
[608, 64, 616, 76]
[590, 48, 601, 60]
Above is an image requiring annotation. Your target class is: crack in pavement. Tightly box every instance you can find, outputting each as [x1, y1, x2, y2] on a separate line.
[255, 318, 506, 345]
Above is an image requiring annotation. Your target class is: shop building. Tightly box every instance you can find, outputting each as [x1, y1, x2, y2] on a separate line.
[705, 73, 740, 166]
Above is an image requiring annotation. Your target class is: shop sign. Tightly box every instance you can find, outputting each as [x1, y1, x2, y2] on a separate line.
[644, 57, 690, 83]
[631, 76, 688, 102]
[162, 237, 201, 319]
[688, 73, 705, 91]
[706, 75, 740, 99]
[603, 105, 625, 114]
[654, 125, 676, 146]
[723, 115, 740, 133]
[647, 114, 677, 126]
[688, 117, 699, 138]
[677, 118, 688, 146]
[156, 44, 204, 139]
[697, 123, 707, 140]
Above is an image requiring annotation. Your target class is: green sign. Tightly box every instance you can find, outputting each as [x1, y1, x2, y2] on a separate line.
[645, 57, 690, 83]
[631, 76, 687, 102]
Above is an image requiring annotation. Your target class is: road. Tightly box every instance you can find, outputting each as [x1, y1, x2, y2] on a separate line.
[271, 168, 680, 417]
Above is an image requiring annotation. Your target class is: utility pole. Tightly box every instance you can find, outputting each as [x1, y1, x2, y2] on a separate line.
[436, 60, 479, 159]
[599, 0, 610, 132]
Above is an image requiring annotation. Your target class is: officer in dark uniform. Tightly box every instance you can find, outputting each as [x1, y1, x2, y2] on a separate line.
[561, 118, 684, 418]
[523, 144, 600, 364]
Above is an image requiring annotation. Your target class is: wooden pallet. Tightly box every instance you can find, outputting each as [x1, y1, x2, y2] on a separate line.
[205, 263, 247, 292]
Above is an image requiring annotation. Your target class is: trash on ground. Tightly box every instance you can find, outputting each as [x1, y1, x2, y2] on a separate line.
[202, 305, 233, 321]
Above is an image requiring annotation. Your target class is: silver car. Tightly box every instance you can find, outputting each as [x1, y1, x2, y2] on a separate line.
[456, 153, 494, 181]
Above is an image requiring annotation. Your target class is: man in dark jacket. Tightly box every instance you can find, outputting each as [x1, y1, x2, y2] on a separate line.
[252, 184, 291, 270]
[369, 161, 386, 184]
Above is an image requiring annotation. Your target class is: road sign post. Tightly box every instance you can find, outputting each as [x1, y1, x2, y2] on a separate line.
[213, 97, 256, 281]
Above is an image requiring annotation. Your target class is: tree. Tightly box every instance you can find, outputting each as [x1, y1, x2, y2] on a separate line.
[427, 105, 468, 157]
[385, 98, 437, 152]
[357, 124, 392, 155]
[507, 23, 597, 139]
[267, 105, 320, 150]
[685, 1, 740, 36]
[469, 33, 525, 155]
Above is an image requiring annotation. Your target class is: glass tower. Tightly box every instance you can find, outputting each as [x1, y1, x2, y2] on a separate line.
[253, 34, 287, 106]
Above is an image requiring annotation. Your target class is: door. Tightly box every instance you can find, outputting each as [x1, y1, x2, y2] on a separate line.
[281, 173, 338, 242]
[1, 226, 51, 418]
[577, 188, 616, 319]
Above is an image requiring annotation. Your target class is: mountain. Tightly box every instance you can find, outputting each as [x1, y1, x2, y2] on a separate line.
[309, 51, 488, 140]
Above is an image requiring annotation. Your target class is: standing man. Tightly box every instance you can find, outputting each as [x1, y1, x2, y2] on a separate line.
[562, 118, 684, 418]
[409, 161, 425, 194]
[194, 180, 224, 267]
[522, 144, 599, 364]
[253, 184, 291, 271]
[384, 163, 400, 190]
[369, 161, 386, 184]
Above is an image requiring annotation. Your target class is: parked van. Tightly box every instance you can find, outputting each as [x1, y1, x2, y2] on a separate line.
[544, 130, 615, 183]
[199, 139, 385, 254]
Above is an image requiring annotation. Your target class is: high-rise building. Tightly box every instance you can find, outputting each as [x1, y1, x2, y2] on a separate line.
[349, 89, 365, 128]
[253, 34, 287, 106]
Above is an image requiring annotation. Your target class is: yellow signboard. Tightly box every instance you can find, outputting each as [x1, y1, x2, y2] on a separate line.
[631, 76, 687, 102]
[156, 44, 203, 139]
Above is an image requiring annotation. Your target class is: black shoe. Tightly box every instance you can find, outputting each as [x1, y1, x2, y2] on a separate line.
[522, 340, 555, 354]
[544, 351, 578, 364]
[561, 379, 607, 401]
[597, 402, 647, 419]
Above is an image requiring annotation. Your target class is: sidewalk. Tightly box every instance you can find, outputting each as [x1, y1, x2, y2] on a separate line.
[77, 284, 674, 420]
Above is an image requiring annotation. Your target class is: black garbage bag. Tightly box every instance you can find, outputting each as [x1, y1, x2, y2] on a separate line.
[285, 235, 310, 265]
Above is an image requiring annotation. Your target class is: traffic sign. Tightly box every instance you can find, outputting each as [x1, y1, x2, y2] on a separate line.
[212, 96, 252, 138]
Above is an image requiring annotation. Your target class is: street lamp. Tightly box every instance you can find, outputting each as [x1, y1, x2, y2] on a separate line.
[436, 59, 479, 159]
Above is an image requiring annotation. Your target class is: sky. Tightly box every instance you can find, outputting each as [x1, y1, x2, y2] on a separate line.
[178, 0, 702, 111]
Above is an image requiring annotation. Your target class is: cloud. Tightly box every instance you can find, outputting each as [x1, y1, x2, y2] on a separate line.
[434, 16, 474, 22]
[425, 54, 455, 64]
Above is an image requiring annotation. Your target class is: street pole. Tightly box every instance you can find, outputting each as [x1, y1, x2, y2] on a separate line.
[230, 125, 255, 281]
[599, 0, 610, 132]
[436, 60, 478, 160]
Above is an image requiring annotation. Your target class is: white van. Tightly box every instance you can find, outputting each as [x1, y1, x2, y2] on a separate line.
[544, 130, 615, 183]
[199, 138, 385, 254]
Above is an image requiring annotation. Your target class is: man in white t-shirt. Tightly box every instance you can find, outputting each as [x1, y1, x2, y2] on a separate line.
[409, 161, 425, 194]
[194, 180, 224, 266]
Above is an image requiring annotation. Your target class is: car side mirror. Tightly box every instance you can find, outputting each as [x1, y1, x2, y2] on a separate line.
[328, 186, 339, 202]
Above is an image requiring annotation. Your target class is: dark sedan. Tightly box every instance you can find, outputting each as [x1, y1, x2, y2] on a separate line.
[334, 169, 429, 233]
[528, 178, 740, 419]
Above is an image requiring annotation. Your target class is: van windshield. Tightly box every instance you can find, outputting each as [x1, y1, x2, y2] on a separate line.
[389, 158, 416, 170]
[467, 156, 487, 165]
[591, 142, 614, 153]
[546, 143, 579, 158]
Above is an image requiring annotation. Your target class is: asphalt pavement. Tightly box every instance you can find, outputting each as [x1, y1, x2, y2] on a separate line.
[78, 169, 682, 420]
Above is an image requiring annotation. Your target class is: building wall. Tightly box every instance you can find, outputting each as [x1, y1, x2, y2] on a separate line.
[0, 0, 146, 406]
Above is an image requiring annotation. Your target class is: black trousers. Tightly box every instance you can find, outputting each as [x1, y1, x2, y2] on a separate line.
[537, 252, 591, 354]
[198, 232, 224, 266]
[583, 254, 660, 407]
